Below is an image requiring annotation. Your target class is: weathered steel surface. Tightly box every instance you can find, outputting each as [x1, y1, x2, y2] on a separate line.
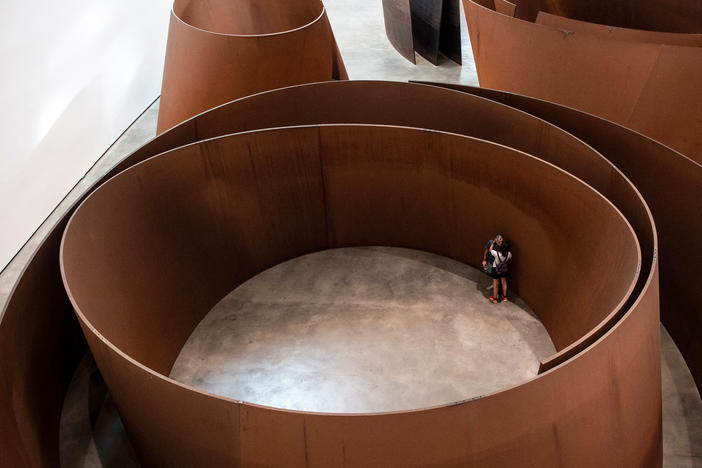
[510, 0, 702, 32]
[410, 0, 443, 64]
[439, 0, 462, 64]
[122, 81, 653, 352]
[382, 0, 416, 63]
[157, 0, 347, 133]
[462, 0, 702, 164]
[417, 80, 702, 383]
[382, 0, 461, 64]
[62, 124, 650, 467]
[1, 81, 672, 466]
[0, 221, 85, 467]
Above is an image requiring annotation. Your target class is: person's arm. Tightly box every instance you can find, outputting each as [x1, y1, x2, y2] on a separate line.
[482, 242, 493, 267]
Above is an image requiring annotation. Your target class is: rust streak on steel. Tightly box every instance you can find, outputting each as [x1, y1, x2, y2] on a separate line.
[462, 0, 702, 164]
[1, 81, 670, 466]
[157, 0, 347, 134]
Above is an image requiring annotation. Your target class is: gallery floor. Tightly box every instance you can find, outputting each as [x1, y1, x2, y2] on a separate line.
[1, 0, 700, 466]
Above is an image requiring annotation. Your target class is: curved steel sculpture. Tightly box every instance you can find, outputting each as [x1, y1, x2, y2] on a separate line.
[416, 80, 702, 385]
[382, 0, 462, 64]
[59, 122, 649, 467]
[8, 79, 702, 466]
[462, 0, 702, 164]
[157, 0, 347, 134]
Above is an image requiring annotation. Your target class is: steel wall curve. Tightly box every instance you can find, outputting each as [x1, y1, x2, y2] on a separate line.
[61, 124, 646, 466]
[416, 80, 702, 390]
[157, 0, 347, 134]
[382, 0, 462, 64]
[462, 0, 702, 164]
[0, 81, 677, 466]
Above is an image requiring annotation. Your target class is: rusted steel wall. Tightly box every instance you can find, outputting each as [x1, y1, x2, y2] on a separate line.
[62, 125, 651, 467]
[382, 0, 461, 64]
[417, 80, 702, 384]
[509, 0, 702, 32]
[119, 82, 656, 354]
[157, 0, 347, 134]
[1, 81, 670, 467]
[463, 0, 702, 164]
[382, 0, 415, 63]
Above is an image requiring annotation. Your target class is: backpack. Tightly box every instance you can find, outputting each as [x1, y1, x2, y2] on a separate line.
[495, 253, 509, 274]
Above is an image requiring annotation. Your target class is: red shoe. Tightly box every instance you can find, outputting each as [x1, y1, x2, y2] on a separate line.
[489, 296, 498, 303]
[502, 297, 509, 302]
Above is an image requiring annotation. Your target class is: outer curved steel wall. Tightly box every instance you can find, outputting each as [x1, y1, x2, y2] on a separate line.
[417, 80, 702, 389]
[462, 0, 702, 164]
[3, 80, 688, 466]
[113, 81, 656, 356]
[157, 0, 347, 134]
[61, 125, 646, 467]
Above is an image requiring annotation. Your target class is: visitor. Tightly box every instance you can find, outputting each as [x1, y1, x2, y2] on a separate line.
[482, 235, 502, 296]
[488, 238, 512, 303]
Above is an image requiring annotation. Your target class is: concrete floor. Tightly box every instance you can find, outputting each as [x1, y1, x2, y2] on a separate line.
[170, 247, 555, 413]
[57, 244, 702, 467]
[0, 0, 699, 465]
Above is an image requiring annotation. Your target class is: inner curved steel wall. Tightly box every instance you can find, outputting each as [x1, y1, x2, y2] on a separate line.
[8, 80, 700, 466]
[462, 0, 702, 165]
[157, 0, 347, 134]
[61, 124, 647, 467]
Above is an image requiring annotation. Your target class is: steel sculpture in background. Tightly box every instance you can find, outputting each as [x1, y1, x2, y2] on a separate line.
[157, 0, 347, 133]
[462, 0, 702, 164]
[382, 0, 462, 64]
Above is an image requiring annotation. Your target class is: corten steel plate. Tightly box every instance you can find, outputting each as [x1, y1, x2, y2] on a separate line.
[417, 80, 702, 381]
[462, 0, 702, 164]
[438, 0, 462, 64]
[382, 0, 462, 65]
[61, 124, 648, 467]
[382, 0, 415, 63]
[1, 81, 675, 466]
[156, 0, 347, 134]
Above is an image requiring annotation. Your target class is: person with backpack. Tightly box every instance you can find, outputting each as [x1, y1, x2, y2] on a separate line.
[481, 235, 501, 277]
[486, 236, 512, 303]
[482, 235, 502, 298]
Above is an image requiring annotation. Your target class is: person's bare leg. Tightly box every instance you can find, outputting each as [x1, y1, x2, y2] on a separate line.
[501, 277, 508, 300]
[491, 278, 499, 301]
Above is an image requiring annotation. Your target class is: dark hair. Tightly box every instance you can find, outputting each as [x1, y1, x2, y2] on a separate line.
[498, 240, 511, 257]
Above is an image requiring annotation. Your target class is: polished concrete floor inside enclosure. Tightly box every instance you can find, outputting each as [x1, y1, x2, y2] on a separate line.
[170, 247, 556, 413]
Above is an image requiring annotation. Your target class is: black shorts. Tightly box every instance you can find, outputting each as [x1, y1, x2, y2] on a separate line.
[491, 270, 508, 279]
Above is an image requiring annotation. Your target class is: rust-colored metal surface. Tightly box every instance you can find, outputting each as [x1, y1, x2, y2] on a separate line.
[62, 124, 651, 467]
[121, 81, 653, 354]
[418, 80, 702, 382]
[382, 0, 415, 63]
[462, 0, 702, 164]
[1, 81, 673, 466]
[438, 0, 462, 64]
[382, 0, 461, 64]
[156, 0, 347, 134]
[0, 223, 85, 467]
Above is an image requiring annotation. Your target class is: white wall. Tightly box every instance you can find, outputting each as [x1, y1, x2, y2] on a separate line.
[0, 0, 171, 269]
